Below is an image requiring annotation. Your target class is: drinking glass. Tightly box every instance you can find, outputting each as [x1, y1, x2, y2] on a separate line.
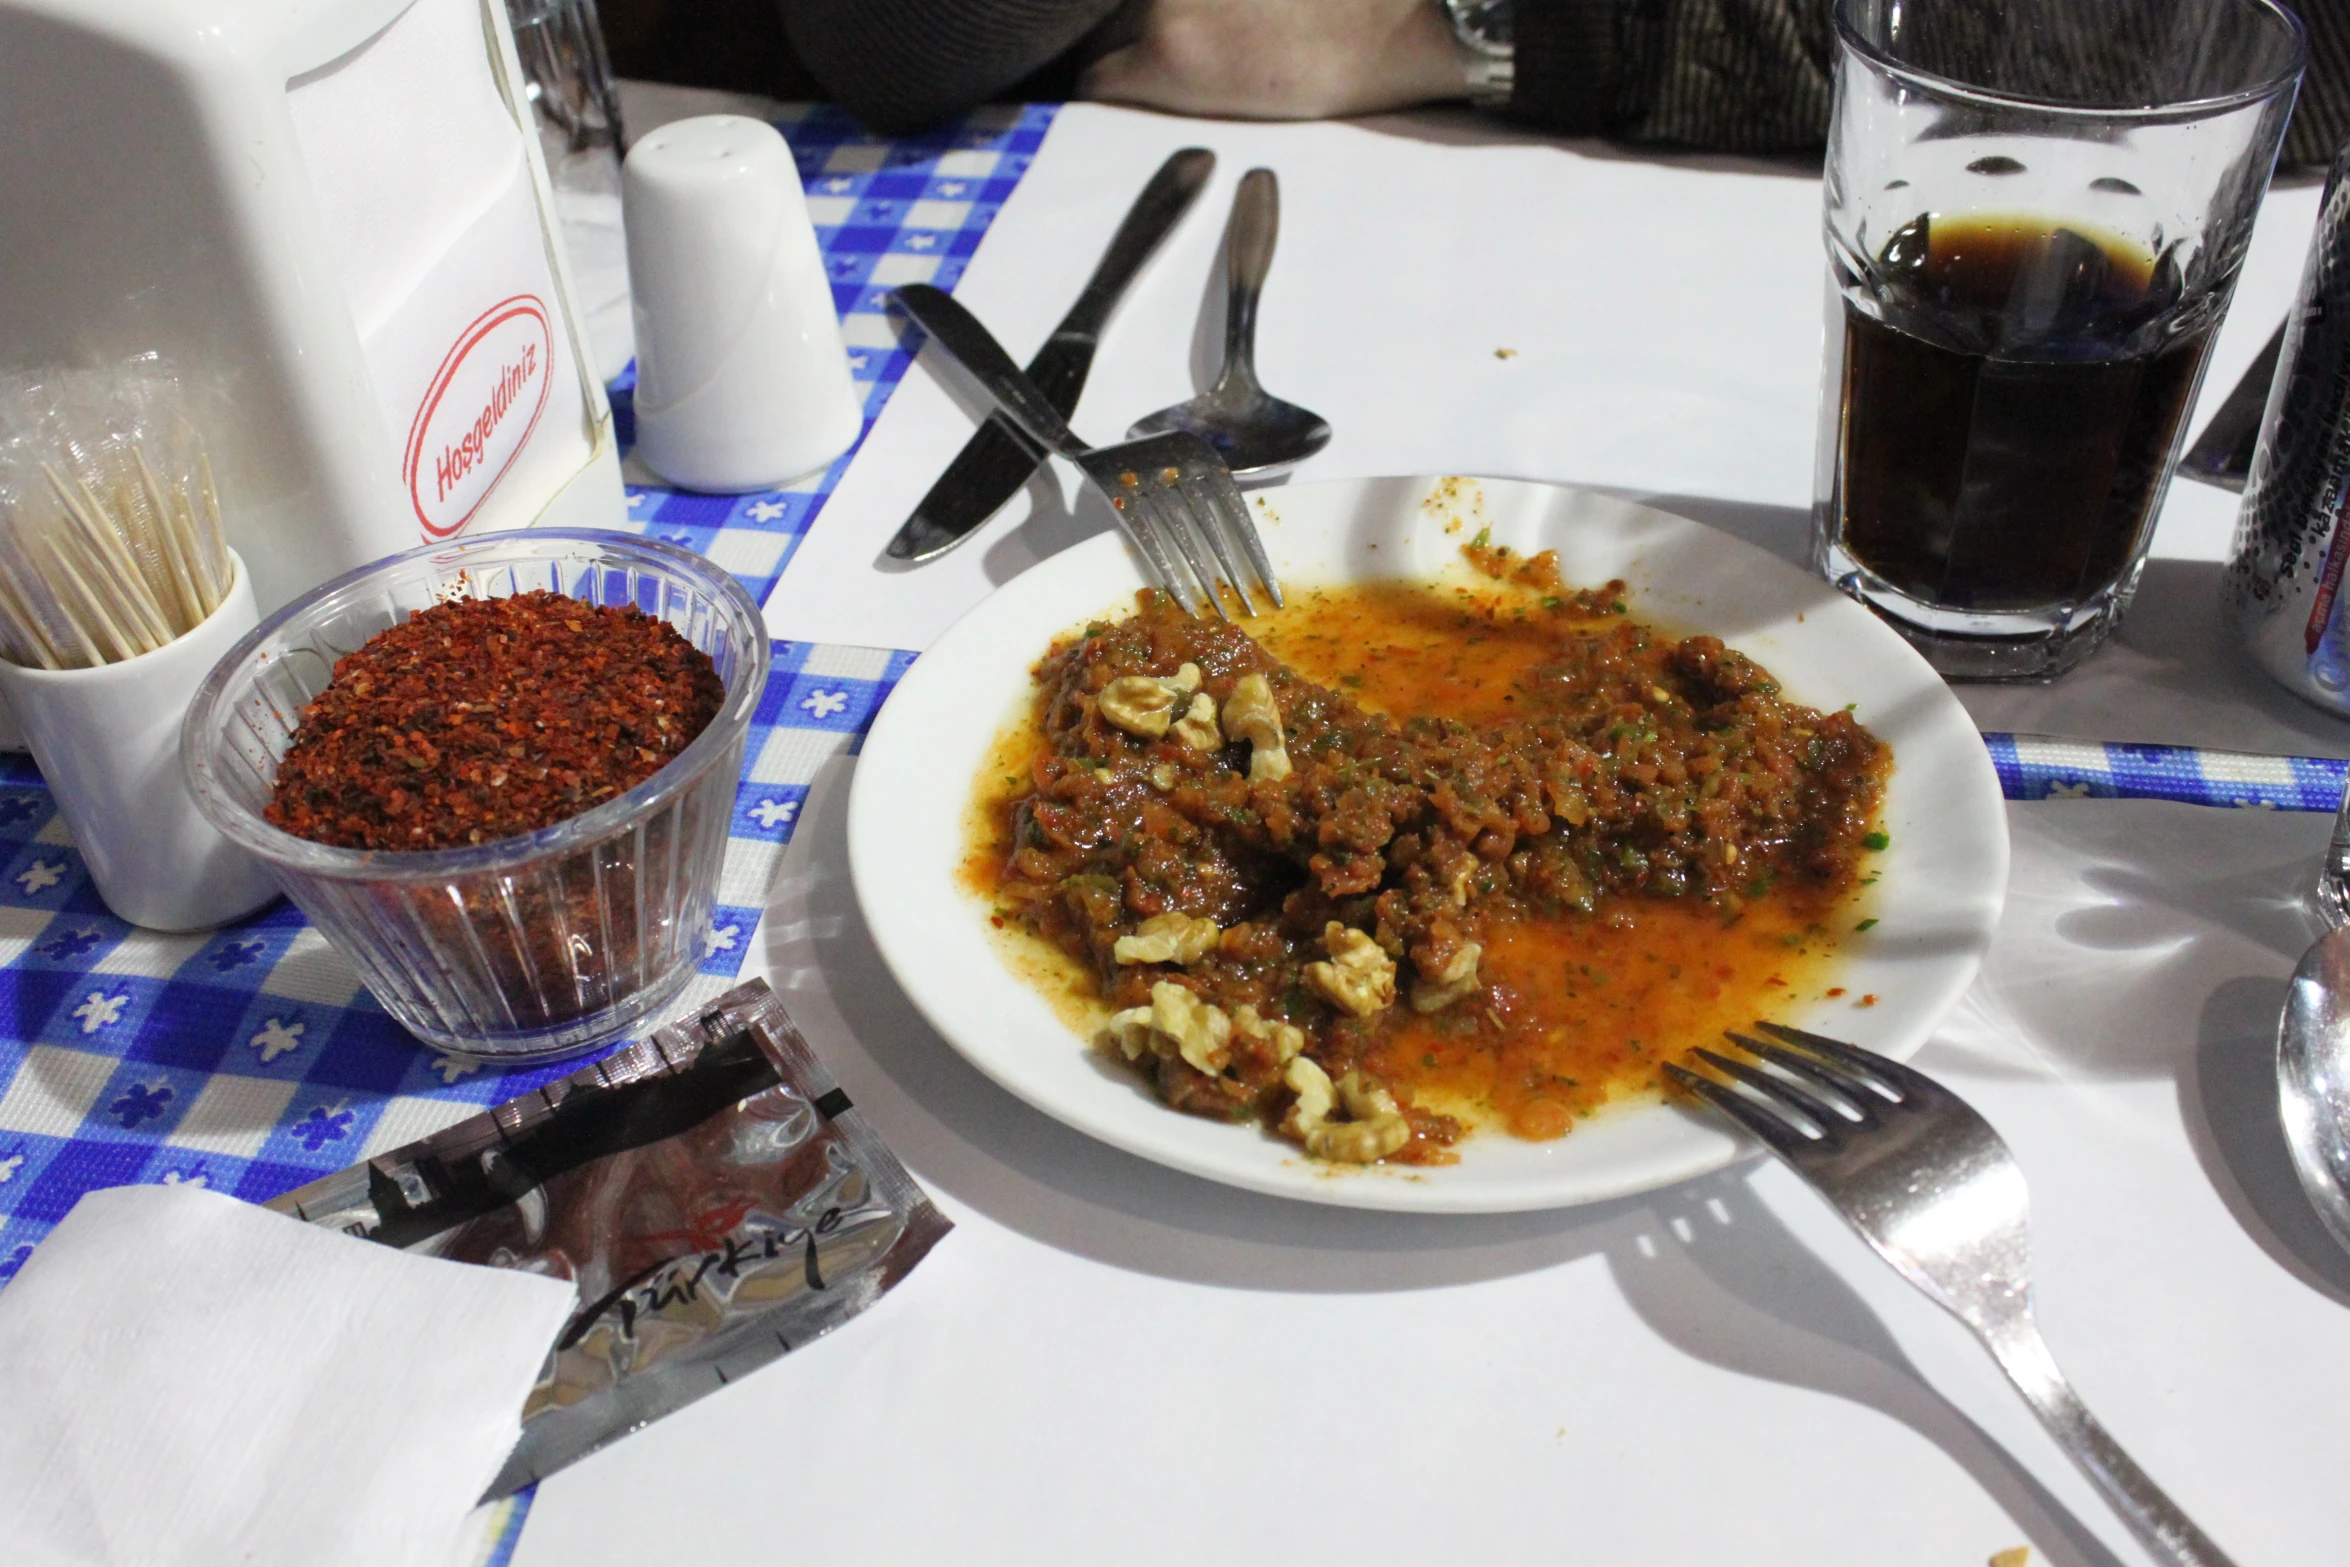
[2320, 775, 2350, 928]
[1813, 0, 2303, 681]
[507, 0, 635, 383]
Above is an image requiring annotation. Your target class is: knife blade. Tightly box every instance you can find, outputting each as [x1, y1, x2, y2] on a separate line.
[886, 146, 1216, 561]
[2178, 319, 2286, 492]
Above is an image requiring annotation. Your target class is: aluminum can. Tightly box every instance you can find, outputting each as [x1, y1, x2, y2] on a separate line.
[2227, 141, 2350, 712]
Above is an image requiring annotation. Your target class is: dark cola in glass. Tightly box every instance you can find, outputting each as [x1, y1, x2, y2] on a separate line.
[1830, 214, 2217, 625]
[1813, 0, 2301, 680]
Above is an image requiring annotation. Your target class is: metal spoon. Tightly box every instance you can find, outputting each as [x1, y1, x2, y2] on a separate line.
[1127, 168, 1330, 478]
[2278, 921, 2350, 1256]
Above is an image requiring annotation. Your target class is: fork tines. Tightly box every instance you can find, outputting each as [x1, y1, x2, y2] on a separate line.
[1079, 431, 1281, 621]
[1663, 1021, 1922, 1156]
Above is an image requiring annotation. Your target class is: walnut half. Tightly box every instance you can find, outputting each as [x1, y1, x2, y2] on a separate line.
[1105, 980, 1230, 1075]
[1096, 662, 1204, 739]
[1112, 911, 1221, 966]
[1170, 692, 1222, 751]
[1304, 922, 1395, 1018]
[1283, 1057, 1410, 1163]
[1232, 1004, 1304, 1064]
[1222, 673, 1291, 781]
[1409, 941, 1483, 1013]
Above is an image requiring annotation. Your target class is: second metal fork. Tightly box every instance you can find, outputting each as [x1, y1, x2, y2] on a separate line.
[890, 282, 1280, 619]
[1668, 1023, 2240, 1567]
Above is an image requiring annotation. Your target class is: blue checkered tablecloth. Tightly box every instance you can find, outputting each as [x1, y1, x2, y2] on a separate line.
[604, 101, 1055, 606]
[0, 100, 1046, 1563]
[0, 97, 1050, 1278]
[0, 95, 2344, 1563]
[1986, 731, 2349, 810]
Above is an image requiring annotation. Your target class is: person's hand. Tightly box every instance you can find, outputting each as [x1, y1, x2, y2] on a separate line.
[1080, 0, 1469, 120]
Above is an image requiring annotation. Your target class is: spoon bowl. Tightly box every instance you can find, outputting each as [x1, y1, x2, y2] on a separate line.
[1128, 167, 1331, 480]
[1128, 384, 1330, 478]
[2278, 921, 2350, 1256]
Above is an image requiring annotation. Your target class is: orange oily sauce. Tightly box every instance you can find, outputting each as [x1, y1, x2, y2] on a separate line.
[1357, 894, 1836, 1138]
[1252, 575, 1615, 729]
[968, 574, 1868, 1146]
[1252, 578, 1852, 1138]
[964, 723, 1119, 1036]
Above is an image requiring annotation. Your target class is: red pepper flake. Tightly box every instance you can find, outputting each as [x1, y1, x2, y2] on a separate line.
[267, 590, 724, 851]
[1824, 986, 1846, 998]
[1857, 993, 1879, 1008]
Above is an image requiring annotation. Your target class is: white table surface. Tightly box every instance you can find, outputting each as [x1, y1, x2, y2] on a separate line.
[519, 104, 2350, 1567]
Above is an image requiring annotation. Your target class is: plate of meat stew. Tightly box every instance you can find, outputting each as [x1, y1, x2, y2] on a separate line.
[848, 476, 2007, 1212]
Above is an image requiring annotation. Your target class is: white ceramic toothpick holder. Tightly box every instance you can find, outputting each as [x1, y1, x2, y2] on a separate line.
[0, 551, 278, 931]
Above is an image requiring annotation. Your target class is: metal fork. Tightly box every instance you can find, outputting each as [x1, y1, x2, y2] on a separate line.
[1666, 1022, 2239, 1567]
[890, 282, 1281, 619]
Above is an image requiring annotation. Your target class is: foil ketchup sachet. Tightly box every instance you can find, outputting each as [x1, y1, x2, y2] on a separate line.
[267, 979, 949, 1492]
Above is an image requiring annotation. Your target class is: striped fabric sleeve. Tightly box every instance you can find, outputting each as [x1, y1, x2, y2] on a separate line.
[1508, 0, 2349, 167]
[1612, 0, 1835, 154]
[2292, 2, 2350, 168]
[780, 0, 1125, 134]
[1506, 0, 1832, 152]
[1511, 0, 1623, 137]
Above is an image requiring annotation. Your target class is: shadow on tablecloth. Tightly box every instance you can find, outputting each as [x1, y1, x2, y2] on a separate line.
[763, 755, 2190, 1563]
[1611, 1174, 2130, 1567]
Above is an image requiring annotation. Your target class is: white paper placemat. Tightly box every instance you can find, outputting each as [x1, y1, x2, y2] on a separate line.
[514, 757, 2350, 1567]
[762, 102, 2321, 659]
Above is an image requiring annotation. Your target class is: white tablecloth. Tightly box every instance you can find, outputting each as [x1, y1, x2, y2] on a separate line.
[521, 104, 2350, 1567]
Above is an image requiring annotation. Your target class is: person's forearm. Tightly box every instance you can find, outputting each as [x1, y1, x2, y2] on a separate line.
[1080, 0, 1467, 120]
[1075, 0, 1832, 138]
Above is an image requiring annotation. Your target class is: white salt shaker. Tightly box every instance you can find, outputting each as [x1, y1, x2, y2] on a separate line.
[623, 115, 862, 493]
[0, 551, 277, 931]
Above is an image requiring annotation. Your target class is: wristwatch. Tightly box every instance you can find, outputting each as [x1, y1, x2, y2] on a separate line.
[1443, 0, 1515, 109]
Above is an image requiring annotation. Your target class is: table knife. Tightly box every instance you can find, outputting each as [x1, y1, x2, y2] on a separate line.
[2178, 319, 2285, 492]
[885, 146, 1215, 561]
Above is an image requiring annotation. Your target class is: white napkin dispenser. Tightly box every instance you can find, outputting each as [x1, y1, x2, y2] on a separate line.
[0, 0, 627, 614]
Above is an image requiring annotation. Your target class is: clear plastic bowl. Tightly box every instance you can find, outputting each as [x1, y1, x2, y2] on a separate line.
[182, 530, 769, 1063]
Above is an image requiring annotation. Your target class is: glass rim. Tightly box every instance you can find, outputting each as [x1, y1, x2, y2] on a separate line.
[1832, 0, 2307, 124]
[182, 527, 770, 884]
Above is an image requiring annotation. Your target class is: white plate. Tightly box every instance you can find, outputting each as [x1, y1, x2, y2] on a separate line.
[848, 476, 2008, 1212]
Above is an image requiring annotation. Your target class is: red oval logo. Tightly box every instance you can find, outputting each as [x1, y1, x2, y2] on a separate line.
[403, 296, 554, 539]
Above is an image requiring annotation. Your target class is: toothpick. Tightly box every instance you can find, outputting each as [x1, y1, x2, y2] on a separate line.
[50, 509, 158, 658]
[112, 467, 185, 635]
[0, 566, 63, 670]
[133, 447, 203, 632]
[31, 535, 116, 667]
[43, 465, 169, 651]
[193, 451, 228, 613]
[68, 474, 173, 648]
[0, 548, 69, 670]
[0, 375, 236, 669]
[47, 524, 152, 661]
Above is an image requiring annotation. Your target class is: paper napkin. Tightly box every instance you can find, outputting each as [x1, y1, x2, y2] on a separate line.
[0, 1183, 576, 1567]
